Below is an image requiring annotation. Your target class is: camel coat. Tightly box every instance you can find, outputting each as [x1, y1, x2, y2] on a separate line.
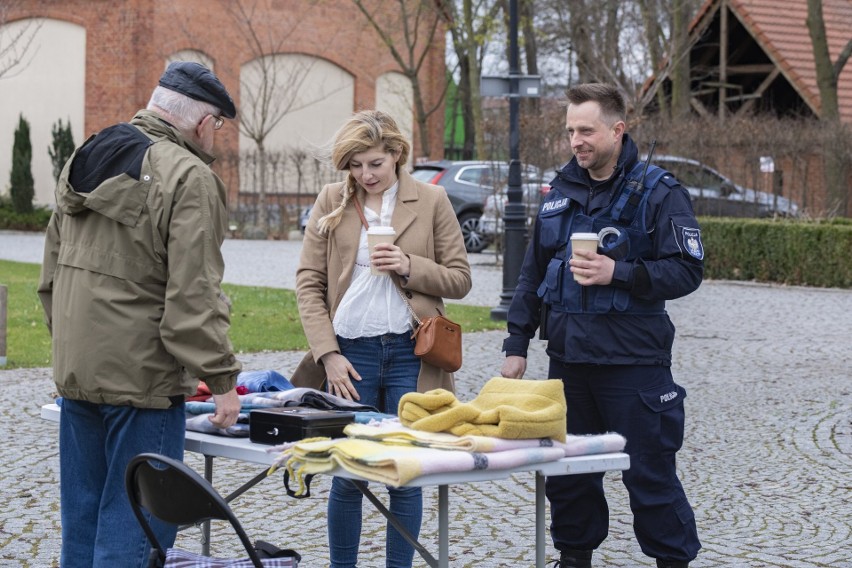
[294, 169, 472, 393]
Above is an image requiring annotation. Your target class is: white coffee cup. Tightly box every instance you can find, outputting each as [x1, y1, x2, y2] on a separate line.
[366, 226, 396, 276]
[570, 232, 600, 282]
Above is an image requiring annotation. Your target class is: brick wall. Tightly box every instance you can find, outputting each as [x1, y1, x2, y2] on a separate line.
[8, 0, 446, 202]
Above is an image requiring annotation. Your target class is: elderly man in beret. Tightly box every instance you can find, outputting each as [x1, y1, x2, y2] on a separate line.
[38, 61, 242, 567]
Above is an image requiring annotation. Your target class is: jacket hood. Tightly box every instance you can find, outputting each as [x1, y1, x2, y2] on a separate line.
[55, 110, 214, 221]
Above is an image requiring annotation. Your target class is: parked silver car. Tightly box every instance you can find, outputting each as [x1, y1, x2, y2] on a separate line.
[412, 160, 549, 253]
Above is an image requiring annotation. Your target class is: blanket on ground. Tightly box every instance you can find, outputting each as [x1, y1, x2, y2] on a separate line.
[282, 437, 567, 494]
[398, 377, 567, 442]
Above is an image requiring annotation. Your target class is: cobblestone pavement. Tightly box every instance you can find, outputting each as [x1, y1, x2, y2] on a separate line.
[1, 231, 850, 567]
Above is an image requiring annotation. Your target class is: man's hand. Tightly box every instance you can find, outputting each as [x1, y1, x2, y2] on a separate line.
[501, 355, 527, 379]
[320, 352, 362, 401]
[569, 249, 615, 285]
[209, 388, 241, 429]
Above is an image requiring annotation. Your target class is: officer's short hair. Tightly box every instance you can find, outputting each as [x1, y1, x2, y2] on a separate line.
[566, 83, 626, 125]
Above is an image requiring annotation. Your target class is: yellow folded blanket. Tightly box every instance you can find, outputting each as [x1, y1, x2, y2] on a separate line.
[282, 435, 569, 493]
[398, 377, 567, 442]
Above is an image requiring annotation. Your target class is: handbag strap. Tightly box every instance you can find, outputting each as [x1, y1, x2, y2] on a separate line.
[352, 196, 370, 230]
[397, 286, 423, 327]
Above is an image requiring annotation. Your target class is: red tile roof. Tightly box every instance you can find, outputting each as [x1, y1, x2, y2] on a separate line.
[696, 0, 852, 122]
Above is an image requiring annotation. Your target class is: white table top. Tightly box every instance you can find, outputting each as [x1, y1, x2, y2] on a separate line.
[40, 403, 629, 486]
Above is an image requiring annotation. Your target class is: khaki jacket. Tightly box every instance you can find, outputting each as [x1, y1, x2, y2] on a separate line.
[295, 169, 472, 393]
[37, 110, 240, 409]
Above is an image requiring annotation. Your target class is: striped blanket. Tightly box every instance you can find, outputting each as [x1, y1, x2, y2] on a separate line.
[283, 437, 567, 494]
[277, 422, 626, 494]
[343, 421, 626, 456]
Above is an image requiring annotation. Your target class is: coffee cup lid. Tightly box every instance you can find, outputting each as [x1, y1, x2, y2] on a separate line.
[367, 226, 396, 235]
[571, 232, 599, 240]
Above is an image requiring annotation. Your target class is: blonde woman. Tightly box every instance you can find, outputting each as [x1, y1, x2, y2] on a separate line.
[295, 110, 471, 567]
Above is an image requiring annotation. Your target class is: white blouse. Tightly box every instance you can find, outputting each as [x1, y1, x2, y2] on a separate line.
[332, 182, 412, 339]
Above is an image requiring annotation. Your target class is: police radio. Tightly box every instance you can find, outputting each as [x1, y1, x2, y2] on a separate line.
[612, 139, 657, 222]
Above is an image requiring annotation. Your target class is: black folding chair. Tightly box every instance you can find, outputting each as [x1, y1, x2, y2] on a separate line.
[125, 453, 299, 568]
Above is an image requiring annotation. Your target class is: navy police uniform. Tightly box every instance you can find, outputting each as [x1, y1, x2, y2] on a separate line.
[503, 134, 703, 564]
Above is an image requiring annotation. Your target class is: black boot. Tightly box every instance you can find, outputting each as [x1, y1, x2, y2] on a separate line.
[555, 549, 593, 568]
[656, 560, 689, 568]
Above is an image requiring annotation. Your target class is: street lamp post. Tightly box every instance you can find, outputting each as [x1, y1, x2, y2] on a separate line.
[489, 0, 530, 321]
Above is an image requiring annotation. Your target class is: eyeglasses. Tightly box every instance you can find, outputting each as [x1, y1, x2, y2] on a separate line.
[211, 115, 225, 130]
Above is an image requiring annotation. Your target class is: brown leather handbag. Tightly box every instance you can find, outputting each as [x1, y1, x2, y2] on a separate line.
[410, 311, 463, 373]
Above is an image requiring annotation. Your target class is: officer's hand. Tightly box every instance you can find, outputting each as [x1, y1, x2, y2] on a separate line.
[321, 352, 362, 401]
[502, 356, 527, 379]
[209, 389, 241, 429]
[570, 249, 615, 286]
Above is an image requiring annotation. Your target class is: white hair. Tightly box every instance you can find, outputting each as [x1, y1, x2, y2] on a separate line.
[147, 86, 220, 132]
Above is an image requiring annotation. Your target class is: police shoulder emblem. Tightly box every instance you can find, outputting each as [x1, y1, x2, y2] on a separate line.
[681, 226, 704, 260]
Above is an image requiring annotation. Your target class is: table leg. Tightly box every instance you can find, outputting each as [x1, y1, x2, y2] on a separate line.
[202, 455, 213, 556]
[438, 485, 449, 568]
[351, 480, 439, 567]
[536, 472, 545, 568]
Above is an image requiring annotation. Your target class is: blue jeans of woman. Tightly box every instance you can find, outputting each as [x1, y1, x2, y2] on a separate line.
[59, 398, 186, 568]
[329, 332, 422, 568]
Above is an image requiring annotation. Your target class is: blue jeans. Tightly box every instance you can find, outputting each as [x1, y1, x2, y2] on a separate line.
[329, 332, 422, 568]
[59, 398, 186, 568]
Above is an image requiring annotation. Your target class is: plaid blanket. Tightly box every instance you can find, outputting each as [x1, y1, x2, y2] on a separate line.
[343, 421, 626, 456]
[281, 437, 567, 494]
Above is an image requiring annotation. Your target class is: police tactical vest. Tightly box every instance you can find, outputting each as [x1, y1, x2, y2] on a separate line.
[537, 163, 670, 315]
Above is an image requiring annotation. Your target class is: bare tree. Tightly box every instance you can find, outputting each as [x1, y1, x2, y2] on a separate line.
[220, 0, 324, 234]
[437, 0, 502, 159]
[807, 0, 852, 214]
[807, 0, 852, 121]
[352, 0, 448, 157]
[0, 1, 42, 80]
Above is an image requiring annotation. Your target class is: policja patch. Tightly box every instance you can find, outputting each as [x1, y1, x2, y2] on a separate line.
[680, 226, 704, 260]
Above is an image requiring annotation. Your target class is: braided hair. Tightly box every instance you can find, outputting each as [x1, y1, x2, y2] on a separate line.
[316, 110, 410, 235]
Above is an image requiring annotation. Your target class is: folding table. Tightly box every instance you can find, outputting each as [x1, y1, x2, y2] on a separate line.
[41, 403, 629, 567]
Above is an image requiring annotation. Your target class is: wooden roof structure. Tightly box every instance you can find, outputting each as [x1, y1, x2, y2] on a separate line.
[663, 0, 852, 123]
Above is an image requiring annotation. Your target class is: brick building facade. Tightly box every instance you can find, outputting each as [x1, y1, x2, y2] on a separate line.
[2, 0, 446, 220]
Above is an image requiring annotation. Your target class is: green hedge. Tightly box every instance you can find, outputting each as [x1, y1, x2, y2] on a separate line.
[0, 198, 52, 231]
[700, 217, 852, 288]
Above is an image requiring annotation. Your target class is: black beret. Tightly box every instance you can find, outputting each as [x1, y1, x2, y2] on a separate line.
[159, 61, 236, 119]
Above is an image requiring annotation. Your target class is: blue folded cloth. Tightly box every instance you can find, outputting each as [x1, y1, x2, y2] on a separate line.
[237, 370, 294, 392]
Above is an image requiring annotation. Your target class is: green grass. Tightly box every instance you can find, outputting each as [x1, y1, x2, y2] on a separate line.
[0, 260, 53, 368]
[0, 259, 504, 369]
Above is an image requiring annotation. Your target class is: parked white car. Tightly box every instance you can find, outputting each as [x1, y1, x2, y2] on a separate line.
[479, 181, 551, 238]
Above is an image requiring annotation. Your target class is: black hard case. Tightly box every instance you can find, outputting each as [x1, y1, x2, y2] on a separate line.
[249, 407, 356, 445]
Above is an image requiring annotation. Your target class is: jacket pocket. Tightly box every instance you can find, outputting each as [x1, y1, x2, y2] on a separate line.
[537, 257, 565, 305]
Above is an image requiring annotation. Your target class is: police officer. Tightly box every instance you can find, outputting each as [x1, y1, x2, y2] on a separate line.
[501, 83, 703, 568]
